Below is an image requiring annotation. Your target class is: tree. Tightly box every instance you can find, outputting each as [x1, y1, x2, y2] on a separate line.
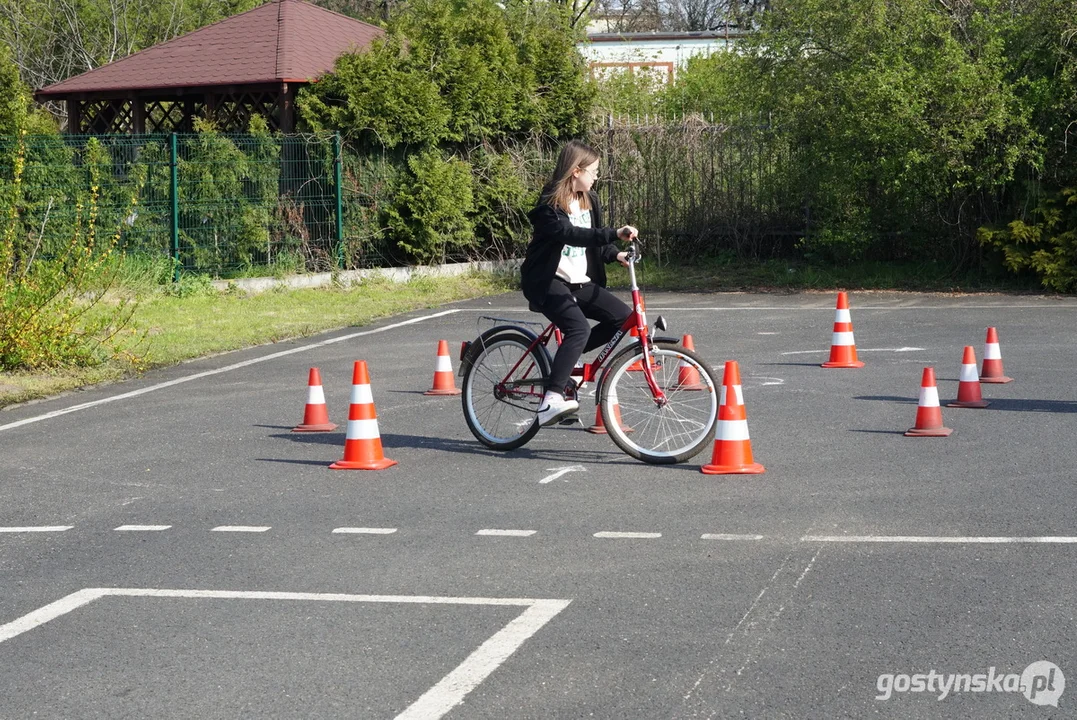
[0, 0, 262, 91]
[668, 0, 1037, 262]
[298, 0, 593, 146]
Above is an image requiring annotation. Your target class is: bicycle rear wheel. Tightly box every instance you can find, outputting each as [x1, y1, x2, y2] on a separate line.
[600, 344, 719, 464]
[461, 330, 550, 451]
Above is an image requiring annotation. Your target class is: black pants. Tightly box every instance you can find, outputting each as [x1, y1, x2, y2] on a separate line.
[538, 280, 631, 394]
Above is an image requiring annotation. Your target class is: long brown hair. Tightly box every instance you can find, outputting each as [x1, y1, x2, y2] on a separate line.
[543, 140, 600, 213]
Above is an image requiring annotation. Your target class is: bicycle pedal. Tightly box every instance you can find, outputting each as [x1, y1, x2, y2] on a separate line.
[558, 414, 581, 426]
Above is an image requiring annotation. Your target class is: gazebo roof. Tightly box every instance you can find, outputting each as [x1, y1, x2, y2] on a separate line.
[36, 0, 383, 97]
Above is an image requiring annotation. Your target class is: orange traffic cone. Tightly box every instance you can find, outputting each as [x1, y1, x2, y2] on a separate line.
[905, 367, 952, 437]
[293, 367, 338, 432]
[330, 361, 397, 470]
[821, 292, 864, 368]
[701, 361, 765, 475]
[424, 340, 462, 396]
[947, 346, 989, 409]
[980, 327, 1013, 383]
[673, 335, 706, 390]
[587, 392, 634, 435]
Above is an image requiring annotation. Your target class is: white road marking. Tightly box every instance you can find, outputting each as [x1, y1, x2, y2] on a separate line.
[476, 529, 536, 537]
[539, 465, 586, 484]
[781, 346, 924, 356]
[114, 525, 171, 532]
[701, 533, 765, 541]
[757, 332, 779, 335]
[332, 527, 397, 535]
[803, 535, 1077, 544]
[594, 531, 661, 539]
[211, 526, 271, 533]
[0, 526, 72, 533]
[0, 309, 462, 434]
[0, 587, 572, 720]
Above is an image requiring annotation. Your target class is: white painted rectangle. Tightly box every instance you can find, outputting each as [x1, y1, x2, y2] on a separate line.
[476, 529, 536, 537]
[0, 587, 573, 720]
[211, 526, 271, 533]
[701, 533, 764, 541]
[802, 535, 1077, 544]
[593, 531, 661, 539]
[332, 527, 397, 535]
[114, 525, 171, 532]
[0, 526, 73, 533]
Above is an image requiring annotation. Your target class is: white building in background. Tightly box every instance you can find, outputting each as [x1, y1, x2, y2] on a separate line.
[578, 31, 746, 83]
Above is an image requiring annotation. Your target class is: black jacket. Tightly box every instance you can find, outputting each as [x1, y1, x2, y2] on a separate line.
[520, 190, 620, 307]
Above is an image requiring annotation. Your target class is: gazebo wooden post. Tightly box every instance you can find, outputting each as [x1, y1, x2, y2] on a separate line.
[68, 99, 82, 134]
[279, 82, 294, 133]
[132, 96, 146, 134]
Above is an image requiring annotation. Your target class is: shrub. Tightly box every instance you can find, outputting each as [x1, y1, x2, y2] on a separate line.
[382, 150, 475, 264]
[978, 187, 1077, 291]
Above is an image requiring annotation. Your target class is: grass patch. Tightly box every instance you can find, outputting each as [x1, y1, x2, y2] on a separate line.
[0, 270, 513, 409]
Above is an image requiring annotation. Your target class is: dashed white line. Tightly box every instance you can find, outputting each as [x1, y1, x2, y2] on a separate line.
[594, 531, 661, 539]
[0, 526, 73, 533]
[701, 533, 765, 541]
[476, 529, 536, 537]
[114, 525, 171, 532]
[803, 535, 1077, 544]
[332, 527, 398, 535]
[211, 526, 271, 533]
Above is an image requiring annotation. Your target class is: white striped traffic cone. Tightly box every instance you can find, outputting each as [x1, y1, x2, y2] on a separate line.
[980, 327, 1013, 383]
[701, 360, 764, 475]
[905, 367, 952, 437]
[424, 340, 462, 395]
[293, 367, 337, 432]
[947, 346, 989, 408]
[821, 292, 864, 368]
[330, 361, 397, 470]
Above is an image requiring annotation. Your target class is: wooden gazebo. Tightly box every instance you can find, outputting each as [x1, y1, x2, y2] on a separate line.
[34, 0, 383, 134]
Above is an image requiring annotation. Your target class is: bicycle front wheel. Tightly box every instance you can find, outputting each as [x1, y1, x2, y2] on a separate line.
[461, 330, 550, 451]
[600, 345, 719, 464]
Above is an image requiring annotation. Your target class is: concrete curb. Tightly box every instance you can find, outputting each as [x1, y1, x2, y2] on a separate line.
[210, 259, 520, 294]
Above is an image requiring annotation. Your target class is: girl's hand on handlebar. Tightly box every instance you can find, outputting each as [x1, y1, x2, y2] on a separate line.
[617, 225, 638, 241]
[616, 251, 630, 268]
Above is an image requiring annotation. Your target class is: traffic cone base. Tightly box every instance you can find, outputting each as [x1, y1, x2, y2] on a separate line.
[294, 421, 338, 432]
[330, 455, 397, 470]
[293, 367, 337, 433]
[331, 361, 397, 470]
[425, 340, 462, 395]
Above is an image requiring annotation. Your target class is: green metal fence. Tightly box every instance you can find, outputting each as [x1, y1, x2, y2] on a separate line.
[0, 132, 351, 278]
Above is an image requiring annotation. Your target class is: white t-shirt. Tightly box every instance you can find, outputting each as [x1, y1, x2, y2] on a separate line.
[555, 198, 591, 284]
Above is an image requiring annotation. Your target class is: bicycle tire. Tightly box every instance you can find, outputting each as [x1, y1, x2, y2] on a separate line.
[461, 329, 551, 451]
[599, 344, 719, 464]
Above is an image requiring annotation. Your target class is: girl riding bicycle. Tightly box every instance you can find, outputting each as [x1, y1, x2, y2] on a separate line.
[520, 140, 638, 427]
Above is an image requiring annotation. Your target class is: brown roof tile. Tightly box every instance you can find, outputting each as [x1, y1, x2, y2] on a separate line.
[37, 0, 383, 96]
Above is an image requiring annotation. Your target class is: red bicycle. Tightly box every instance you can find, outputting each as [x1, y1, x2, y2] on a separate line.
[459, 244, 719, 464]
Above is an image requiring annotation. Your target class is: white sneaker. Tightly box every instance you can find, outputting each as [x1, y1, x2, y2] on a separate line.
[537, 393, 580, 426]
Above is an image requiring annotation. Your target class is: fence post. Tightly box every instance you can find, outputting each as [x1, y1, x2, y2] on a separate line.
[170, 132, 180, 282]
[333, 132, 344, 269]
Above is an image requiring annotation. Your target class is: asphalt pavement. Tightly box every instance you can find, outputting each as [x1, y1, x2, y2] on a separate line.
[1, 289, 1076, 719]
